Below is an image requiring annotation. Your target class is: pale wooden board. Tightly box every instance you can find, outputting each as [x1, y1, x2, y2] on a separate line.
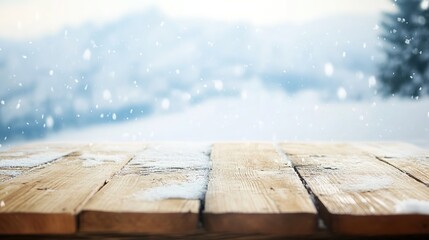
[281, 142, 429, 235]
[353, 142, 429, 158]
[204, 143, 317, 235]
[80, 143, 209, 234]
[279, 142, 365, 157]
[0, 143, 82, 182]
[354, 142, 429, 185]
[0, 143, 143, 234]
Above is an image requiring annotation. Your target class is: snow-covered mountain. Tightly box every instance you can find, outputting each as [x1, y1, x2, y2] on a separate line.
[0, 9, 381, 141]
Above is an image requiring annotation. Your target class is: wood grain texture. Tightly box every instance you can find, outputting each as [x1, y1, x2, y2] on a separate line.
[279, 142, 365, 157]
[353, 142, 428, 158]
[354, 142, 429, 185]
[204, 143, 317, 235]
[281, 142, 429, 235]
[0, 143, 143, 234]
[0, 143, 82, 182]
[80, 143, 209, 234]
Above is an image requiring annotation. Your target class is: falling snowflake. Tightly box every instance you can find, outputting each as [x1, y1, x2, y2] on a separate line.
[213, 80, 224, 91]
[82, 48, 91, 61]
[324, 63, 334, 76]
[45, 116, 54, 128]
[337, 87, 347, 100]
[368, 76, 377, 88]
[103, 89, 112, 100]
[422, 0, 429, 10]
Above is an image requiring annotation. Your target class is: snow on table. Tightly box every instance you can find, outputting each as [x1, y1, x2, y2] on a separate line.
[354, 142, 429, 186]
[0, 142, 428, 237]
[80, 143, 210, 234]
[0, 143, 82, 181]
[282, 142, 429, 235]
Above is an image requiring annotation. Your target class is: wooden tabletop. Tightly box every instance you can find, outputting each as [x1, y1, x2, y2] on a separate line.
[0, 142, 428, 239]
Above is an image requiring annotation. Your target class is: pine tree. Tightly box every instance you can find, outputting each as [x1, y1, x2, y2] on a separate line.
[379, 0, 429, 97]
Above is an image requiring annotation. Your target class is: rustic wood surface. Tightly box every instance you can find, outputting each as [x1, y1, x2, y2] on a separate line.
[80, 143, 209, 234]
[0, 142, 428, 238]
[0, 143, 83, 182]
[204, 143, 317, 235]
[281, 142, 429, 235]
[0, 143, 143, 234]
[355, 142, 429, 185]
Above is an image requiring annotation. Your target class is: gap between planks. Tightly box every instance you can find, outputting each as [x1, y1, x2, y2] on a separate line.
[0, 143, 144, 234]
[281, 142, 429, 236]
[203, 143, 317, 235]
[353, 142, 429, 187]
[79, 143, 210, 234]
[0, 143, 84, 182]
[80, 143, 319, 235]
[1, 142, 428, 237]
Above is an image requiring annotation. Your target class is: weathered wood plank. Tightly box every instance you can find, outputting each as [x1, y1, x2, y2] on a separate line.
[0, 143, 82, 182]
[281, 143, 429, 235]
[355, 142, 429, 185]
[279, 142, 364, 157]
[80, 143, 210, 234]
[353, 142, 428, 158]
[204, 143, 317, 235]
[0, 143, 143, 234]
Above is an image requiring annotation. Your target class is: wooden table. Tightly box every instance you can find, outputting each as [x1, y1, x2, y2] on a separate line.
[0, 142, 428, 239]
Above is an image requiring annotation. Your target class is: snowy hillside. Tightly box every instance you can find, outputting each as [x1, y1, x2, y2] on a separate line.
[0, 9, 384, 142]
[46, 86, 429, 147]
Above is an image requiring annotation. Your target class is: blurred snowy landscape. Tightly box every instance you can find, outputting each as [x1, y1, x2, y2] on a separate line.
[48, 86, 429, 146]
[0, 1, 428, 148]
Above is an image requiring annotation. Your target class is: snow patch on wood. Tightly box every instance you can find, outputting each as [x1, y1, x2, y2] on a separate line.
[128, 143, 211, 201]
[395, 199, 429, 215]
[0, 151, 67, 168]
[0, 169, 21, 177]
[128, 143, 210, 170]
[341, 175, 393, 192]
[80, 153, 130, 167]
[133, 175, 208, 201]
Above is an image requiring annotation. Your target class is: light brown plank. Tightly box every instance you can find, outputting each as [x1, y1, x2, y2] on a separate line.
[0, 143, 143, 234]
[355, 142, 429, 185]
[80, 143, 210, 234]
[0, 142, 82, 182]
[279, 142, 364, 157]
[281, 142, 429, 235]
[353, 142, 429, 158]
[204, 143, 317, 235]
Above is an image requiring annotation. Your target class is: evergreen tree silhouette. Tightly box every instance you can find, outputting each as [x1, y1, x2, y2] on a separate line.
[379, 0, 429, 97]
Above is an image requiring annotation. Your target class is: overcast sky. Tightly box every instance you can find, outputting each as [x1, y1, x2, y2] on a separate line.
[0, 0, 393, 40]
